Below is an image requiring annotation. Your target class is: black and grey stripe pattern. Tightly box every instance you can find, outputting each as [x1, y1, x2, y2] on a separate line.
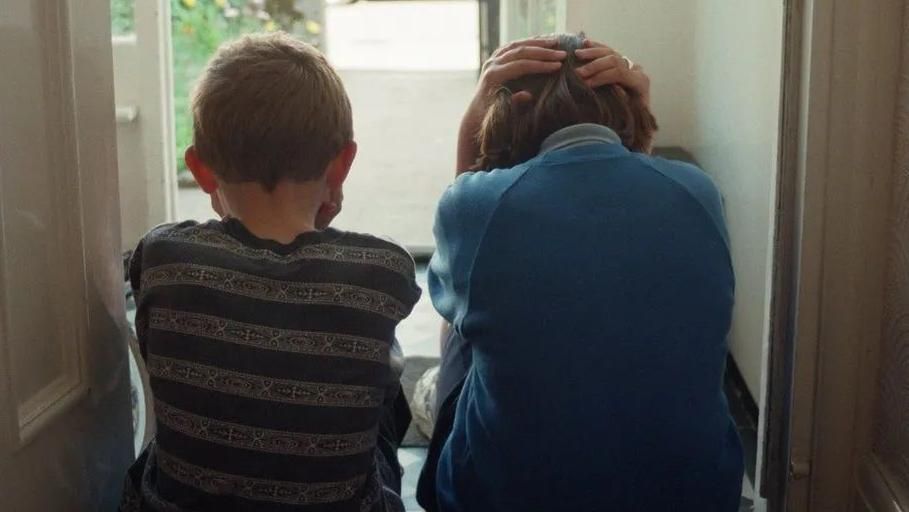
[148, 308, 390, 362]
[128, 219, 420, 511]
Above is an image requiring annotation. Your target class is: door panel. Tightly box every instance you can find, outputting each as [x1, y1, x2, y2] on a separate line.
[783, 0, 905, 509]
[0, 1, 133, 510]
[0, 0, 88, 445]
[859, 5, 909, 507]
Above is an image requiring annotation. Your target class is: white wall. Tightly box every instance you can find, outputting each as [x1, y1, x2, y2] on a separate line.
[564, 2, 699, 148]
[687, 0, 783, 401]
[566, 1, 784, 401]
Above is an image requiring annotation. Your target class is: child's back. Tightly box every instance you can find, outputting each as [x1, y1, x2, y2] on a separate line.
[119, 33, 420, 511]
[126, 220, 418, 511]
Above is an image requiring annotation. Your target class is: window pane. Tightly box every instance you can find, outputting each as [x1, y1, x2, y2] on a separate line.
[505, 0, 558, 40]
[173, 1, 474, 249]
[111, 0, 135, 36]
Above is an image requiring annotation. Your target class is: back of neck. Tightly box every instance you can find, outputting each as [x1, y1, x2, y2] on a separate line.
[219, 181, 324, 244]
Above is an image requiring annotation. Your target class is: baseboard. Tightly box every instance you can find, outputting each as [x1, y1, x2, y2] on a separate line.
[726, 355, 759, 424]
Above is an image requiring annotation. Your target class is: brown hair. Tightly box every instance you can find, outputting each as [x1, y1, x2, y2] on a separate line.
[191, 32, 352, 190]
[476, 33, 657, 170]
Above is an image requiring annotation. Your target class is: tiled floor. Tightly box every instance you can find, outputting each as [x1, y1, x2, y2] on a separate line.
[399, 447, 428, 512]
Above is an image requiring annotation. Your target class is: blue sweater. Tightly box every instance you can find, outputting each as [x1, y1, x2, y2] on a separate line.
[428, 124, 744, 511]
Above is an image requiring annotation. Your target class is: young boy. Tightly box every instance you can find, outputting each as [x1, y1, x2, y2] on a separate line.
[119, 33, 421, 512]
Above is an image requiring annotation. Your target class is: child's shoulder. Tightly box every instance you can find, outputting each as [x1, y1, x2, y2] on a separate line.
[318, 229, 422, 311]
[136, 221, 416, 280]
[142, 219, 219, 243]
[331, 229, 411, 257]
[131, 219, 224, 266]
[328, 229, 417, 275]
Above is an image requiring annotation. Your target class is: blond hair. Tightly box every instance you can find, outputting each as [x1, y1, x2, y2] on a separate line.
[191, 32, 352, 190]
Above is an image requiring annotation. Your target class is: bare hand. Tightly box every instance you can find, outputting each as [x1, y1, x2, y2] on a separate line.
[575, 40, 651, 106]
[458, 37, 567, 173]
[477, 36, 566, 98]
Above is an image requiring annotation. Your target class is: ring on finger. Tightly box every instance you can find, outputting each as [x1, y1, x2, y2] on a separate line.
[622, 56, 634, 69]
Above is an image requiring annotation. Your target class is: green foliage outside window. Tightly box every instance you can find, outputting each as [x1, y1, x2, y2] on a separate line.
[110, 0, 135, 35]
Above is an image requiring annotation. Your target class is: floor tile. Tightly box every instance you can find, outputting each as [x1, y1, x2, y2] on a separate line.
[399, 447, 428, 511]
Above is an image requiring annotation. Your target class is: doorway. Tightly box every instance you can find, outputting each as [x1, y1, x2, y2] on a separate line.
[4, 0, 906, 509]
[110, 2, 781, 511]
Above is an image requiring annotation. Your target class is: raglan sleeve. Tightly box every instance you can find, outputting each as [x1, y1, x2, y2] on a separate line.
[428, 170, 514, 330]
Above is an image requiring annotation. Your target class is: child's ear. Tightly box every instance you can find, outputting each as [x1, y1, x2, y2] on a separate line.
[185, 146, 218, 194]
[326, 142, 357, 188]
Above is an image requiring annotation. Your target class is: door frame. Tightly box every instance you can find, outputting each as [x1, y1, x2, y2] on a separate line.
[112, 0, 178, 248]
[478, 0, 500, 67]
[763, 0, 904, 509]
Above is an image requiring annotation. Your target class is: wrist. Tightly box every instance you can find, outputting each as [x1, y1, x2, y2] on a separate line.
[470, 75, 501, 111]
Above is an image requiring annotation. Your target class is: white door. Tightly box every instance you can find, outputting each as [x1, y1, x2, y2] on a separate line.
[112, 0, 177, 249]
[0, 1, 133, 510]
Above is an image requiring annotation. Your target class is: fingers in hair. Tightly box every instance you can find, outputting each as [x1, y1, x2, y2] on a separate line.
[487, 59, 562, 84]
[585, 68, 625, 88]
[574, 47, 621, 62]
[575, 54, 625, 78]
[498, 46, 567, 64]
[496, 36, 559, 56]
[580, 39, 616, 52]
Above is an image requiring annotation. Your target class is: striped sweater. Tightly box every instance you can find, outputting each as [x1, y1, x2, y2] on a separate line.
[124, 218, 420, 512]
